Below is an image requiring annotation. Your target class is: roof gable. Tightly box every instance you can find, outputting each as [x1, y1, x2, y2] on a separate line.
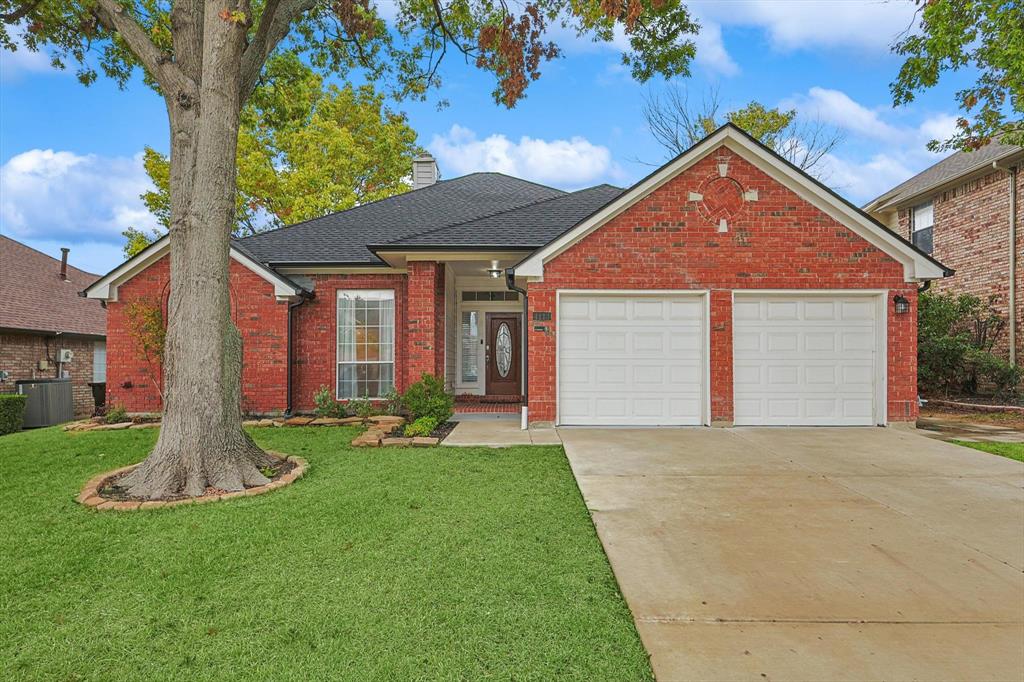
[83, 236, 308, 302]
[517, 124, 950, 282]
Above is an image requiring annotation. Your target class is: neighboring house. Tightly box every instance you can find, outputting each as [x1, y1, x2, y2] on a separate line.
[85, 124, 948, 427]
[0, 236, 107, 416]
[865, 142, 1022, 367]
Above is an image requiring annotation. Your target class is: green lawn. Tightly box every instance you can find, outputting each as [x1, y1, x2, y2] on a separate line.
[952, 440, 1024, 462]
[1, 426, 651, 681]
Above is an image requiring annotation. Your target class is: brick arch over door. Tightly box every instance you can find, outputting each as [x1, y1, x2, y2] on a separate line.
[526, 146, 918, 425]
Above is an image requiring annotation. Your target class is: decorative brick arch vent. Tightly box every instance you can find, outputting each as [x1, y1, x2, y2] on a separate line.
[689, 152, 759, 232]
[76, 452, 307, 511]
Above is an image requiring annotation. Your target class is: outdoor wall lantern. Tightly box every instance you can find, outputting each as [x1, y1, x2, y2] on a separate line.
[893, 294, 910, 315]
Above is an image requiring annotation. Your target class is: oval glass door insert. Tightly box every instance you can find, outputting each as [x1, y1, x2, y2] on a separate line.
[496, 323, 513, 377]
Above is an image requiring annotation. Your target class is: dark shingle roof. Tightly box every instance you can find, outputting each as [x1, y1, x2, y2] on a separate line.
[378, 184, 625, 249]
[866, 141, 1023, 211]
[237, 173, 565, 264]
[0, 236, 106, 336]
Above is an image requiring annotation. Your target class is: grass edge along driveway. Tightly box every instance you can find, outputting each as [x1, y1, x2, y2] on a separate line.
[1, 425, 652, 681]
[952, 439, 1024, 462]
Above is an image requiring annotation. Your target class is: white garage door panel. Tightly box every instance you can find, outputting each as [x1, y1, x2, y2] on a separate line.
[559, 295, 704, 426]
[734, 296, 879, 426]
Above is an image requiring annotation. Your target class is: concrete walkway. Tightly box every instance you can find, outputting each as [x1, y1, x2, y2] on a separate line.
[442, 416, 561, 446]
[560, 426, 1024, 681]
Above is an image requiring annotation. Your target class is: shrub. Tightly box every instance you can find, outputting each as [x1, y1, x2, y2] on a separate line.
[313, 385, 347, 418]
[0, 394, 27, 436]
[404, 416, 438, 437]
[104, 403, 130, 424]
[348, 395, 374, 418]
[401, 374, 454, 423]
[381, 388, 403, 416]
[918, 291, 1020, 399]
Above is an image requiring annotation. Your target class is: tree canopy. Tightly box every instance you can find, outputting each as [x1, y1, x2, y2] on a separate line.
[140, 54, 419, 237]
[643, 86, 842, 178]
[891, 0, 1023, 150]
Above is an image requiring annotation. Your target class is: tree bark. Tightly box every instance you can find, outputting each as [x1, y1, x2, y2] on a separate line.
[120, 1, 276, 499]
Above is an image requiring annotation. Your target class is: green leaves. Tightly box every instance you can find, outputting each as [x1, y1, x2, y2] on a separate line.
[891, 0, 1023, 150]
[142, 55, 419, 236]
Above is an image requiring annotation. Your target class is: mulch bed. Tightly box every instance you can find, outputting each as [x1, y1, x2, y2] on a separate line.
[379, 420, 456, 440]
[98, 456, 299, 503]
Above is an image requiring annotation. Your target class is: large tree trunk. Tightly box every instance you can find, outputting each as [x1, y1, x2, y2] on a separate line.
[120, 1, 276, 500]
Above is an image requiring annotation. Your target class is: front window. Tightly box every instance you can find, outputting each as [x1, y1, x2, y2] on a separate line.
[912, 201, 934, 255]
[337, 290, 394, 398]
[461, 311, 480, 383]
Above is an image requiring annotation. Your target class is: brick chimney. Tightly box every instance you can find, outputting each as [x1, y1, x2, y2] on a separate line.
[59, 247, 69, 281]
[412, 154, 439, 190]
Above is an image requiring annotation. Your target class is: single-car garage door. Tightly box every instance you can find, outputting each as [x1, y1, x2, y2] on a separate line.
[558, 293, 705, 425]
[733, 294, 881, 426]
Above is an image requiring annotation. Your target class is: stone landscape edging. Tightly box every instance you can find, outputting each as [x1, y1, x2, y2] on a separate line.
[926, 399, 1024, 414]
[76, 451, 306, 511]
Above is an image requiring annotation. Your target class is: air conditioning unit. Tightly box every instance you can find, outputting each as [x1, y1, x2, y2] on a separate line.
[58, 349, 74, 363]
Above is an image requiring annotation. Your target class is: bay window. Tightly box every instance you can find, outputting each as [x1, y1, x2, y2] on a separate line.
[337, 290, 394, 398]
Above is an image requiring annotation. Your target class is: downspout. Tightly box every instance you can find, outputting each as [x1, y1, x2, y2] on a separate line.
[993, 160, 1018, 366]
[505, 268, 529, 430]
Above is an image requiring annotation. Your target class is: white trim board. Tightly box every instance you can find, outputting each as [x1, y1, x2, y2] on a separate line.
[518, 124, 948, 283]
[83, 237, 306, 302]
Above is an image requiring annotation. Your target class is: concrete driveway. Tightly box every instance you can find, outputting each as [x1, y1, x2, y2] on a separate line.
[560, 427, 1024, 681]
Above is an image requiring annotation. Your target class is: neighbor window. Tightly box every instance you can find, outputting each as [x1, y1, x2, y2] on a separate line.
[337, 290, 394, 398]
[912, 201, 934, 255]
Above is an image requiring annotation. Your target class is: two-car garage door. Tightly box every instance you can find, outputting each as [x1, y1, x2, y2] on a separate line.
[556, 292, 881, 427]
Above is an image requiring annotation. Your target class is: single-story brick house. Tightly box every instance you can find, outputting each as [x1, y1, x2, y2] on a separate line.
[865, 141, 1021, 366]
[1, 236, 107, 416]
[85, 124, 949, 427]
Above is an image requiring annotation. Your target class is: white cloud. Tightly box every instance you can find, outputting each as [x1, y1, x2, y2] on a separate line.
[918, 113, 960, 148]
[692, 19, 739, 77]
[429, 125, 622, 187]
[0, 149, 159, 247]
[693, 0, 917, 53]
[818, 152, 916, 204]
[785, 87, 901, 141]
[0, 31, 59, 82]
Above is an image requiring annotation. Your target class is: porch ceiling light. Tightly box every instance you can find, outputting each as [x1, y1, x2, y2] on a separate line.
[487, 260, 502, 278]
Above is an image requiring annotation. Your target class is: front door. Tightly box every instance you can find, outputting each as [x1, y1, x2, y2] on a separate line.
[486, 313, 521, 396]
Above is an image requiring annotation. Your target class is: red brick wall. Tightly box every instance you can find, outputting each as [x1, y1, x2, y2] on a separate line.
[897, 167, 1023, 363]
[106, 256, 289, 415]
[0, 331, 98, 416]
[405, 261, 445, 385]
[527, 146, 917, 424]
[290, 273, 408, 412]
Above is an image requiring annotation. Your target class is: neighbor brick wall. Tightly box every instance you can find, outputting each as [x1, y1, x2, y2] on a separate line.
[527, 145, 917, 424]
[105, 256, 289, 415]
[0, 331, 98, 416]
[897, 167, 1023, 363]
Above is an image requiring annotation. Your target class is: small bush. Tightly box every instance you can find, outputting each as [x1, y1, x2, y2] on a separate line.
[381, 389, 403, 416]
[348, 395, 374, 418]
[919, 292, 1020, 399]
[401, 374, 454, 423]
[404, 416, 438, 437]
[104, 403, 130, 424]
[313, 385, 347, 418]
[0, 394, 27, 436]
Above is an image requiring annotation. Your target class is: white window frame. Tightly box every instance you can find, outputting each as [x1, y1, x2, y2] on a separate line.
[912, 201, 934, 233]
[336, 289, 395, 399]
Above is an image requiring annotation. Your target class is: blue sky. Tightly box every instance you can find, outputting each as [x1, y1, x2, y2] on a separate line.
[0, 0, 974, 274]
